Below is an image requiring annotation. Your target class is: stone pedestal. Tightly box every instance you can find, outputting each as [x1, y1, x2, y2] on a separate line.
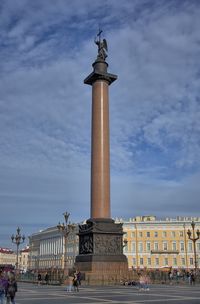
[75, 219, 128, 284]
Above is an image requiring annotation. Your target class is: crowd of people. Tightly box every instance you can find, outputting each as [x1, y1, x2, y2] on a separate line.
[0, 270, 17, 304]
[121, 268, 199, 290]
[121, 271, 151, 291]
[1, 266, 198, 303]
[168, 269, 196, 285]
[36, 270, 82, 292]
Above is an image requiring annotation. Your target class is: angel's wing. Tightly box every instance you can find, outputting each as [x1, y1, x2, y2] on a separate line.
[103, 38, 108, 51]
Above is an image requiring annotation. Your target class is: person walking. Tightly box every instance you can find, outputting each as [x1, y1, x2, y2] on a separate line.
[73, 273, 79, 292]
[190, 272, 195, 286]
[0, 271, 8, 304]
[44, 273, 49, 285]
[6, 276, 17, 304]
[65, 275, 73, 292]
[143, 273, 150, 291]
[37, 273, 42, 285]
[138, 273, 145, 291]
[76, 271, 81, 286]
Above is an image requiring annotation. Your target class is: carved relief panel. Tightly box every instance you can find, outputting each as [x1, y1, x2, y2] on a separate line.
[94, 234, 122, 255]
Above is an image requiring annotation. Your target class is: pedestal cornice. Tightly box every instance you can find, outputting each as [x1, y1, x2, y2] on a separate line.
[84, 71, 117, 85]
[84, 59, 117, 85]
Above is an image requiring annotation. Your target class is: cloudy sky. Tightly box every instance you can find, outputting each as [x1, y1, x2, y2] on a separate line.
[1, 0, 200, 248]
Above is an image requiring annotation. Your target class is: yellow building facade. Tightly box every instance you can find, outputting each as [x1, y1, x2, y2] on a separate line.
[0, 248, 16, 268]
[117, 216, 200, 270]
[19, 247, 30, 272]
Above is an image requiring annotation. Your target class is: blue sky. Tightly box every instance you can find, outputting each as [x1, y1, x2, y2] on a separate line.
[1, 0, 200, 248]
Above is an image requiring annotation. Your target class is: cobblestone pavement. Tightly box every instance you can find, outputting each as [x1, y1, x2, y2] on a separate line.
[13, 283, 200, 304]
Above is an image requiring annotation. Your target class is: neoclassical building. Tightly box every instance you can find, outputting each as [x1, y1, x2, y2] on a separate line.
[118, 216, 200, 269]
[28, 225, 79, 273]
[28, 216, 200, 272]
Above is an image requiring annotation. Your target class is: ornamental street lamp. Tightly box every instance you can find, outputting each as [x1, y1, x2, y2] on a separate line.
[187, 221, 200, 271]
[11, 227, 25, 271]
[57, 212, 75, 278]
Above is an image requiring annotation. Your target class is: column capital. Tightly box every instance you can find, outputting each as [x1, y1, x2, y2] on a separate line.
[84, 59, 117, 86]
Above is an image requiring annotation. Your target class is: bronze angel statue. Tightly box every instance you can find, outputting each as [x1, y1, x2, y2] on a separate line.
[95, 29, 108, 60]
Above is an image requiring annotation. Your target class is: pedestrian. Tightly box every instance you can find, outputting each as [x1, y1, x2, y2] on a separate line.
[73, 273, 79, 292]
[65, 275, 73, 292]
[190, 272, 195, 286]
[37, 273, 42, 285]
[138, 273, 145, 291]
[6, 276, 17, 304]
[0, 271, 8, 304]
[144, 273, 150, 291]
[44, 273, 49, 285]
[76, 271, 81, 286]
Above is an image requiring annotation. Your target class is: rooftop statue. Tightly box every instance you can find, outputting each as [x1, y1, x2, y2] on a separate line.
[95, 29, 108, 61]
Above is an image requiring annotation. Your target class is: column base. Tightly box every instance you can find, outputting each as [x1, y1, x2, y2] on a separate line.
[75, 219, 128, 285]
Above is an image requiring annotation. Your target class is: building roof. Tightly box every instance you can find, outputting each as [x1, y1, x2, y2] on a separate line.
[0, 248, 14, 254]
[20, 247, 30, 253]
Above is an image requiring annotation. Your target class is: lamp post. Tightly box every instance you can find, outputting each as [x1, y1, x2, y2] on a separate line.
[187, 221, 200, 271]
[11, 227, 25, 272]
[57, 212, 75, 278]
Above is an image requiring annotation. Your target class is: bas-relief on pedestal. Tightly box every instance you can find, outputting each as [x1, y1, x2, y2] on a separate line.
[75, 30, 128, 284]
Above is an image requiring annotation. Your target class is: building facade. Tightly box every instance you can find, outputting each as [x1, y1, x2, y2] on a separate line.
[19, 247, 30, 272]
[28, 225, 79, 273]
[0, 248, 16, 270]
[118, 216, 200, 270]
[28, 216, 200, 273]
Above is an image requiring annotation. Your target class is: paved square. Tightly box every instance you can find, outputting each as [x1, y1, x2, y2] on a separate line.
[14, 283, 200, 304]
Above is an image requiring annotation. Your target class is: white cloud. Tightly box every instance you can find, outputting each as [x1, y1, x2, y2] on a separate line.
[0, 0, 200, 247]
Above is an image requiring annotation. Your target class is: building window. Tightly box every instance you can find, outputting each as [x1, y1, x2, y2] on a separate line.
[154, 231, 158, 237]
[140, 258, 143, 265]
[133, 258, 136, 265]
[188, 242, 193, 253]
[197, 242, 200, 252]
[180, 242, 184, 252]
[146, 232, 150, 237]
[181, 258, 185, 266]
[131, 232, 135, 238]
[138, 242, 143, 253]
[179, 231, 183, 237]
[139, 232, 143, 237]
[190, 258, 193, 265]
[131, 242, 136, 253]
[154, 242, 159, 251]
[162, 231, 167, 237]
[147, 258, 151, 266]
[173, 258, 177, 266]
[155, 258, 159, 266]
[163, 242, 168, 251]
[171, 231, 176, 238]
[172, 242, 177, 251]
[164, 258, 168, 266]
[146, 242, 151, 252]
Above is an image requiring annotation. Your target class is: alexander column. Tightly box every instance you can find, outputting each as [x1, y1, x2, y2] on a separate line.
[75, 30, 128, 285]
